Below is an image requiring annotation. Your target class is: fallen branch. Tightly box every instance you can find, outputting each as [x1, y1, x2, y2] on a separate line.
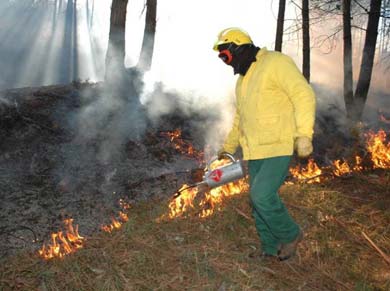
[288, 171, 334, 183]
[233, 207, 251, 221]
[362, 231, 390, 265]
[330, 217, 367, 247]
[259, 266, 276, 276]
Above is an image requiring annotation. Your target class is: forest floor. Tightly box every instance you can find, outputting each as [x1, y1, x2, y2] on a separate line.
[0, 82, 389, 290]
[0, 81, 217, 258]
[0, 172, 389, 290]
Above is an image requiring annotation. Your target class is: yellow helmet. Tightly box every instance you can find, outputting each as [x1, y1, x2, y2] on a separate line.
[213, 27, 253, 51]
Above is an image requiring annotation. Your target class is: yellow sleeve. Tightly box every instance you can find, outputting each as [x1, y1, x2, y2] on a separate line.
[222, 107, 240, 154]
[275, 55, 316, 139]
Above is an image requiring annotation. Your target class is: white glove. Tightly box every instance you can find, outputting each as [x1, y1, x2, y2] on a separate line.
[295, 136, 313, 158]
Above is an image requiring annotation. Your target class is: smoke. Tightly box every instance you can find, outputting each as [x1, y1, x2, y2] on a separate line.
[76, 76, 146, 163]
[1, 0, 387, 162]
[0, 0, 105, 91]
[141, 80, 235, 156]
[312, 83, 349, 135]
[53, 67, 147, 196]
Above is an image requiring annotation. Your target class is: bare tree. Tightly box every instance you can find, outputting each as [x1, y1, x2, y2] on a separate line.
[87, 0, 95, 29]
[302, 0, 310, 81]
[73, 0, 78, 81]
[105, 0, 129, 82]
[343, 0, 354, 118]
[137, 0, 157, 71]
[61, 0, 76, 83]
[378, 0, 390, 62]
[288, 0, 388, 121]
[52, 0, 58, 30]
[353, 0, 383, 120]
[275, 0, 287, 52]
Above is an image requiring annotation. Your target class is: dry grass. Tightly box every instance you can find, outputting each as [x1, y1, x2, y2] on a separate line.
[1, 171, 390, 291]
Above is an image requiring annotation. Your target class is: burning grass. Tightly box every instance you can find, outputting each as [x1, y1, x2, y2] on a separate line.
[1, 172, 389, 290]
[38, 219, 84, 260]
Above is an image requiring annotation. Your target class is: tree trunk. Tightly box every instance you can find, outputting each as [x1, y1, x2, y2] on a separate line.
[137, 0, 157, 71]
[302, 0, 310, 82]
[61, 0, 74, 83]
[343, 0, 354, 118]
[73, 0, 78, 81]
[90, 0, 95, 28]
[105, 0, 129, 82]
[353, 0, 382, 120]
[275, 0, 286, 52]
[52, 0, 58, 29]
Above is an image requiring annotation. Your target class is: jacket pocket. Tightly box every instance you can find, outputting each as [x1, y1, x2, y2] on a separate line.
[256, 115, 281, 145]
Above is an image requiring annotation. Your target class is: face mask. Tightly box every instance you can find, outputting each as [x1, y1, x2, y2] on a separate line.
[217, 43, 236, 65]
[217, 43, 260, 75]
[218, 49, 233, 64]
[218, 43, 260, 76]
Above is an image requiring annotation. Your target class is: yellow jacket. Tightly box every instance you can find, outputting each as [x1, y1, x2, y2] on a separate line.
[222, 48, 316, 160]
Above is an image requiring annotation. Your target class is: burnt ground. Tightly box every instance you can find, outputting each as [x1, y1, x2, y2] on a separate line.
[0, 82, 218, 259]
[1, 80, 389, 261]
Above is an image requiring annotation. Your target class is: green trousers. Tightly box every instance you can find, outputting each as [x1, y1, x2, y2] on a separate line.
[248, 156, 300, 255]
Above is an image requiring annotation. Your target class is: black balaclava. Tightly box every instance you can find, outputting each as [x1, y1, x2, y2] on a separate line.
[218, 43, 260, 76]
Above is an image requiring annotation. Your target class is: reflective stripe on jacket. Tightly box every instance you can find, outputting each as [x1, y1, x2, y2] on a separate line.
[222, 48, 316, 160]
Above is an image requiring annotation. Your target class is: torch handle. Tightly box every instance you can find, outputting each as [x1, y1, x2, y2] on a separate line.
[207, 153, 236, 171]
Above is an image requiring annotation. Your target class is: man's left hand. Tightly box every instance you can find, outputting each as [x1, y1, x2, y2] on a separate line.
[295, 137, 313, 158]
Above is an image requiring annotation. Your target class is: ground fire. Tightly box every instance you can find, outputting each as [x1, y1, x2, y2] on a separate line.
[289, 159, 323, 183]
[38, 219, 84, 260]
[366, 129, 390, 169]
[159, 129, 204, 162]
[166, 129, 390, 219]
[39, 200, 131, 259]
[101, 199, 131, 233]
[101, 211, 129, 233]
[38, 128, 390, 259]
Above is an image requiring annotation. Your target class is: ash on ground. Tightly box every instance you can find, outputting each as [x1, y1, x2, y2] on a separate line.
[0, 82, 217, 259]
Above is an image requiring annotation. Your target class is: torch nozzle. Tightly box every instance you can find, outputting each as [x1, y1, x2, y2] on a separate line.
[171, 181, 209, 200]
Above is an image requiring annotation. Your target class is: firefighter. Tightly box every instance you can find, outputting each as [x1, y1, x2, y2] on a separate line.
[214, 27, 316, 260]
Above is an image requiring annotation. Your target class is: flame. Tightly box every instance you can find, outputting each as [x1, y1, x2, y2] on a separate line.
[366, 130, 390, 169]
[289, 159, 322, 183]
[38, 219, 84, 260]
[165, 129, 389, 219]
[353, 156, 363, 172]
[288, 130, 389, 181]
[168, 184, 198, 218]
[161, 129, 204, 161]
[119, 211, 129, 222]
[168, 180, 248, 219]
[101, 218, 122, 233]
[332, 159, 352, 177]
[119, 199, 131, 210]
[101, 200, 131, 233]
[199, 180, 248, 218]
[101, 211, 129, 233]
[166, 128, 182, 141]
[167, 156, 249, 219]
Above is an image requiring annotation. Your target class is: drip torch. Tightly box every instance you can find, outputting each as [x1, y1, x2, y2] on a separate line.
[173, 153, 245, 199]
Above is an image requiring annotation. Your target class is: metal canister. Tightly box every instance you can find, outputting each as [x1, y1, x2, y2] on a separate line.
[203, 153, 244, 188]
